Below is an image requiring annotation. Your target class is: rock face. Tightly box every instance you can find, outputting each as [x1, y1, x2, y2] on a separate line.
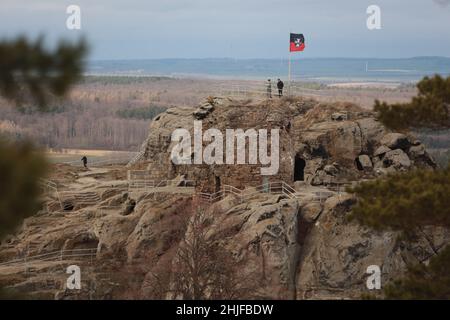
[374, 145, 391, 157]
[383, 149, 411, 170]
[2, 179, 448, 300]
[357, 155, 372, 170]
[130, 97, 435, 191]
[0, 97, 444, 300]
[380, 133, 410, 150]
[295, 195, 450, 299]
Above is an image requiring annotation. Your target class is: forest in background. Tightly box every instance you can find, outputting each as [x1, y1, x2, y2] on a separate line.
[0, 76, 211, 151]
[1, 75, 449, 164]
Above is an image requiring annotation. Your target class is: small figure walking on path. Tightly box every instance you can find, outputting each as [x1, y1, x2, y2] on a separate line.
[81, 156, 88, 169]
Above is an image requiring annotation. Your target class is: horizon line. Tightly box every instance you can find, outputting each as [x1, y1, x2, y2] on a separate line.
[87, 56, 450, 62]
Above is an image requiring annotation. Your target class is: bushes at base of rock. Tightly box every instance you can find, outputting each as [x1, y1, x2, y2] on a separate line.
[374, 75, 450, 130]
[384, 245, 450, 299]
[348, 164, 450, 232]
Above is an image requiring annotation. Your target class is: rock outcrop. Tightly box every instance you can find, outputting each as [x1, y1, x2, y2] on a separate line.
[130, 97, 435, 191]
[0, 97, 444, 300]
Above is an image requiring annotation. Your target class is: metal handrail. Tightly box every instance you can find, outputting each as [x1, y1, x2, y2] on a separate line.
[197, 181, 299, 204]
[218, 83, 307, 98]
[59, 191, 100, 205]
[39, 179, 64, 211]
[128, 173, 196, 191]
[0, 248, 97, 267]
[39, 178, 58, 190]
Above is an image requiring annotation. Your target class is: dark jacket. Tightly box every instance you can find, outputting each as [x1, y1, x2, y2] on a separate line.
[277, 80, 284, 89]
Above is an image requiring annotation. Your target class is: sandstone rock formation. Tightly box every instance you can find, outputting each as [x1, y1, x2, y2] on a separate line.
[130, 97, 435, 191]
[0, 97, 445, 300]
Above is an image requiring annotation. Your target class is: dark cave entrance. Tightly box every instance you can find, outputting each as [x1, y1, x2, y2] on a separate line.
[355, 157, 364, 171]
[215, 176, 221, 193]
[63, 201, 74, 211]
[294, 155, 306, 181]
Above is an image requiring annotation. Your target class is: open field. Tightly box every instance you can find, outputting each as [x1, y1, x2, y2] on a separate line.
[45, 149, 137, 166]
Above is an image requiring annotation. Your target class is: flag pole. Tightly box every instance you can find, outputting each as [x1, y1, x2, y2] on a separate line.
[288, 29, 293, 96]
[288, 50, 291, 96]
[288, 30, 291, 96]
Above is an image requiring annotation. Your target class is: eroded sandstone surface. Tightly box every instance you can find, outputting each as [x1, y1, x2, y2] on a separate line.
[0, 97, 446, 299]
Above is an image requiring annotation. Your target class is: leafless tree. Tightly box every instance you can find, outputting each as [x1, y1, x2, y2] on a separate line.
[145, 205, 260, 300]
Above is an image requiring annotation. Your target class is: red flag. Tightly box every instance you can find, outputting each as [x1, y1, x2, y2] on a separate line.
[290, 33, 305, 52]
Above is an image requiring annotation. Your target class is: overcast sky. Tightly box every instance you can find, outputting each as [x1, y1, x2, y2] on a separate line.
[1, 0, 449, 60]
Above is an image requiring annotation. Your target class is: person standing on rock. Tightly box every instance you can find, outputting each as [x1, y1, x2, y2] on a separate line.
[81, 156, 88, 169]
[277, 79, 284, 97]
[266, 79, 272, 99]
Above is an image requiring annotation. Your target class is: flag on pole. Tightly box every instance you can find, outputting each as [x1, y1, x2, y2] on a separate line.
[290, 33, 305, 52]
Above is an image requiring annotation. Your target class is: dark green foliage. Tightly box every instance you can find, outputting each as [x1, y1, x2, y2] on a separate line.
[0, 287, 27, 300]
[116, 105, 167, 120]
[375, 75, 450, 130]
[0, 37, 84, 237]
[0, 36, 84, 298]
[350, 75, 450, 299]
[384, 245, 450, 299]
[350, 164, 450, 299]
[0, 138, 48, 239]
[348, 165, 450, 232]
[0, 36, 87, 109]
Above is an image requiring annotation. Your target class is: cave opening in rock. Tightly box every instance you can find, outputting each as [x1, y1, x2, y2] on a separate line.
[71, 238, 99, 250]
[215, 176, 221, 193]
[294, 156, 306, 181]
[355, 157, 364, 171]
[63, 201, 74, 211]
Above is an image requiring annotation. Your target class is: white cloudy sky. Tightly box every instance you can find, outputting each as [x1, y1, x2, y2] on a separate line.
[0, 0, 449, 60]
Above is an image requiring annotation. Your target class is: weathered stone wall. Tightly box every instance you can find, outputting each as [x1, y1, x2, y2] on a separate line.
[133, 97, 435, 191]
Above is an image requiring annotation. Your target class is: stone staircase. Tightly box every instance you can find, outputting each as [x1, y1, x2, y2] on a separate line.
[60, 191, 101, 208]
